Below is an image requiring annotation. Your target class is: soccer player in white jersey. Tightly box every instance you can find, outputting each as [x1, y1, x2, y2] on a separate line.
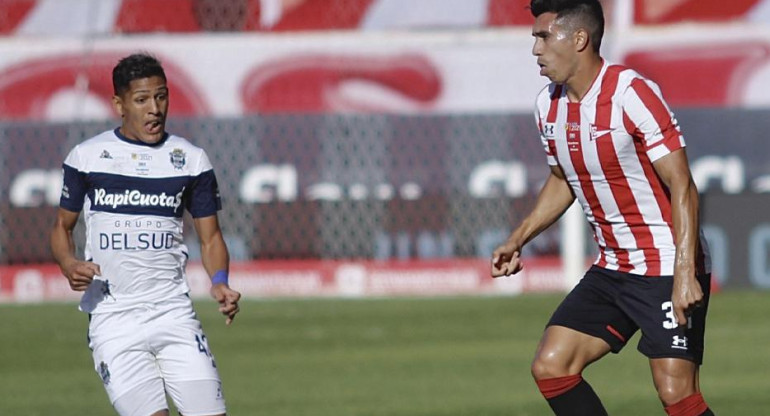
[491, 1, 715, 415]
[50, 53, 241, 416]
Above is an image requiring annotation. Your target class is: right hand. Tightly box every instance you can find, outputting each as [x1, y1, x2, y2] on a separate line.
[60, 259, 101, 291]
[491, 240, 524, 278]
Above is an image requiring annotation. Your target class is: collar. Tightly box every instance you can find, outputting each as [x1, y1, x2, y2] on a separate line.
[113, 127, 169, 147]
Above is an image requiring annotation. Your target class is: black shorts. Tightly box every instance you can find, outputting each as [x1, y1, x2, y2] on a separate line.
[547, 265, 711, 364]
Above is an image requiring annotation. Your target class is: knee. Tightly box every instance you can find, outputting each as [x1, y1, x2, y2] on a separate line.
[656, 384, 696, 407]
[531, 349, 572, 381]
[655, 376, 697, 406]
[651, 359, 698, 406]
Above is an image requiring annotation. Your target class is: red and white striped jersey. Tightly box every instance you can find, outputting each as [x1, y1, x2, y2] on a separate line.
[535, 61, 710, 276]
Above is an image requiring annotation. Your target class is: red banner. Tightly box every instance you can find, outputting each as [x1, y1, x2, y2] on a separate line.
[0, 258, 565, 303]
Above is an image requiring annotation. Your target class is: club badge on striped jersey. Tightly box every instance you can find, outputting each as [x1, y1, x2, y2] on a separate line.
[589, 124, 615, 141]
[169, 148, 186, 170]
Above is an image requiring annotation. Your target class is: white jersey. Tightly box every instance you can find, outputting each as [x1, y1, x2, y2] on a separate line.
[534, 61, 710, 276]
[60, 128, 221, 313]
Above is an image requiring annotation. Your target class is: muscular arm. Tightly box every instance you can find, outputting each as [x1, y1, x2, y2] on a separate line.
[193, 215, 230, 278]
[50, 208, 100, 291]
[492, 165, 575, 277]
[193, 215, 240, 324]
[652, 148, 703, 325]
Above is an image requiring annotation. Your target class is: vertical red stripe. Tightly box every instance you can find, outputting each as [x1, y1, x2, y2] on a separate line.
[546, 85, 562, 122]
[624, 110, 673, 275]
[589, 66, 640, 271]
[595, 66, 664, 274]
[625, 111, 708, 276]
[567, 102, 614, 268]
[595, 67, 637, 273]
[629, 78, 683, 152]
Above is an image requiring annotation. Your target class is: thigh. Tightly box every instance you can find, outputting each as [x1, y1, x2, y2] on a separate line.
[112, 378, 168, 416]
[548, 266, 639, 354]
[89, 312, 165, 408]
[150, 299, 225, 414]
[165, 379, 226, 416]
[621, 273, 711, 364]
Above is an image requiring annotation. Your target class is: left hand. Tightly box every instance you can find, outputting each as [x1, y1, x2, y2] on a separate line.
[671, 271, 704, 326]
[210, 284, 241, 325]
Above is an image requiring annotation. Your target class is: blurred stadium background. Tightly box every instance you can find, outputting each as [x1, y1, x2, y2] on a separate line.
[1, 0, 770, 414]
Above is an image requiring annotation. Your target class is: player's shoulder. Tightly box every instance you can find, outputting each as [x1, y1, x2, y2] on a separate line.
[76, 129, 120, 148]
[66, 129, 121, 161]
[163, 133, 208, 159]
[164, 133, 203, 150]
[162, 132, 215, 173]
[605, 63, 656, 91]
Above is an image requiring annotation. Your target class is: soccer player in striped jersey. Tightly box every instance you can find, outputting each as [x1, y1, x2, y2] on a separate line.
[491, 1, 715, 415]
[50, 53, 240, 416]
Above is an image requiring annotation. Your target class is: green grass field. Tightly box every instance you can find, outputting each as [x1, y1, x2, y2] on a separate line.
[1, 291, 769, 415]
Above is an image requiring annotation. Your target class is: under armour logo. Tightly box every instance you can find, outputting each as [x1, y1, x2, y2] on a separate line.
[543, 123, 555, 137]
[672, 335, 688, 350]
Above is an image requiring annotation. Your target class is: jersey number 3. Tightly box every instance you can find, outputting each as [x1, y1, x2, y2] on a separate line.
[661, 301, 692, 329]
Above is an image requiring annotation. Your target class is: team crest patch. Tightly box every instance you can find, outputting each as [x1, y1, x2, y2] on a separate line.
[99, 361, 111, 385]
[169, 148, 186, 170]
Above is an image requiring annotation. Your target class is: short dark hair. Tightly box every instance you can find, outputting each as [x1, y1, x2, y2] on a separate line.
[112, 53, 166, 96]
[530, 0, 604, 53]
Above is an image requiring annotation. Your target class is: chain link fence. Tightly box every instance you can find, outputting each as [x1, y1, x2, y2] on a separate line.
[0, 113, 555, 264]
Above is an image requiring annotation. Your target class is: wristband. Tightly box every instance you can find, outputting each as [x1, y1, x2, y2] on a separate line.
[211, 270, 229, 286]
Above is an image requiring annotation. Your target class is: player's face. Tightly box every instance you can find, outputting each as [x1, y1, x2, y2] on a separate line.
[532, 12, 579, 84]
[113, 76, 169, 145]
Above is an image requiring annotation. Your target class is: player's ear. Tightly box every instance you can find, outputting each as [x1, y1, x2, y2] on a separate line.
[574, 28, 590, 52]
[112, 94, 124, 117]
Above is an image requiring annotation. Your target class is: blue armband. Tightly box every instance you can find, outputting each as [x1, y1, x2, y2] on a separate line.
[211, 270, 229, 286]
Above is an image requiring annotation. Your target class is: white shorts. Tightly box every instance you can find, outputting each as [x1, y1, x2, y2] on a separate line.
[88, 294, 226, 416]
